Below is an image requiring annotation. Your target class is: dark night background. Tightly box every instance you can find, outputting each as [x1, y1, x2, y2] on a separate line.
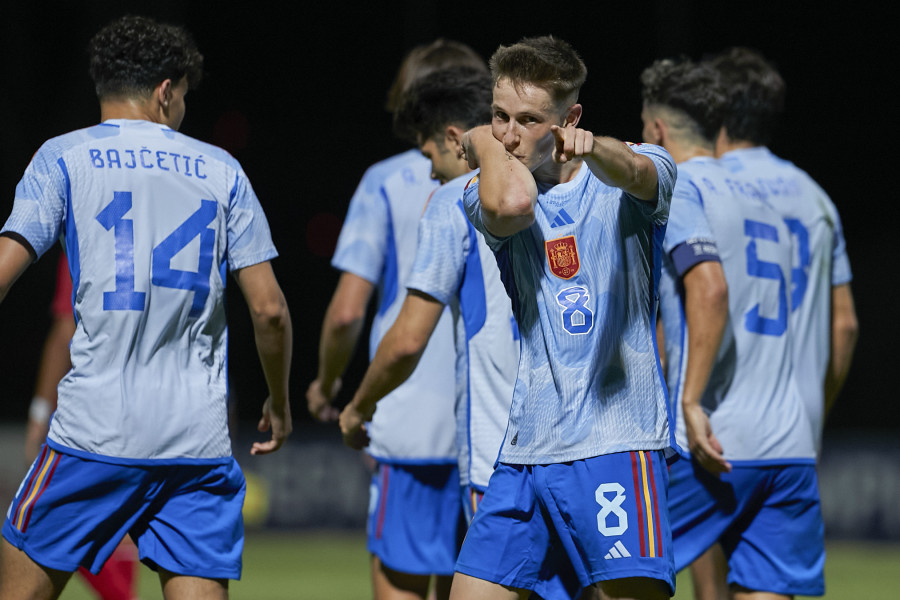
[0, 2, 892, 437]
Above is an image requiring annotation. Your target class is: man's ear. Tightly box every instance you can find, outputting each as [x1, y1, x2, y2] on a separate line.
[650, 117, 667, 146]
[445, 124, 466, 152]
[156, 78, 173, 108]
[565, 104, 583, 127]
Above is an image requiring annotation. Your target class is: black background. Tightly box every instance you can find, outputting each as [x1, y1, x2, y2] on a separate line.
[0, 2, 892, 434]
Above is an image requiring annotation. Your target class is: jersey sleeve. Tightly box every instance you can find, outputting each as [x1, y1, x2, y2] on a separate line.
[406, 190, 469, 305]
[1, 141, 68, 258]
[664, 174, 720, 277]
[226, 168, 278, 271]
[622, 142, 676, 225]
[331, 165, 390, 284]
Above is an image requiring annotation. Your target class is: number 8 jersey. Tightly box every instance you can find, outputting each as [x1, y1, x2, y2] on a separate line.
[463, 143, 677, 466]
[2, 119, 277, 464]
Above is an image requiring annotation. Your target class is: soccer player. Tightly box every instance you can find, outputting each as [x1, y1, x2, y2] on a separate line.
[0, 15, 292, 600]
[339, 64, 520, 535]
[453, 36, 677, 600]
[708, 47, 858, 444]
[305, 41, 485, 600]
[24, 252, 140, 600]
[642, 57, 825, 600]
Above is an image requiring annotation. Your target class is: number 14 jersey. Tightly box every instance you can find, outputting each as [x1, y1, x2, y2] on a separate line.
[2, 119, 277, 464]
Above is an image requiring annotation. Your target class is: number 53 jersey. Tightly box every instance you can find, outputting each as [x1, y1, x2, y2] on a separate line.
[2, 119, 278, 464]
[659, 156, 815, 463]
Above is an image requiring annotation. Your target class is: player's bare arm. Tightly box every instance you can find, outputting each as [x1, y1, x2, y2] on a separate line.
[234, 261, 293, 455]
[461, 125, 537, 238]
[307, 272, 374, 422]
[681, 261, 731, 475]
[339, 291, 444, 449]
[825, 283, 858, 417]
[551, 124, 659, 202]
[0, 236, 34, 304]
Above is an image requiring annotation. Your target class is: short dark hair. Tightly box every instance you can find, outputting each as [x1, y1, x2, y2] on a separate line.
[489, 36, 587, 107]
[705, 47, 785, 146]
[385, 39, 487, 113]
[88, 15, 203, 100]
[640, 58, 727, 143]
[393, 66, 493, 145]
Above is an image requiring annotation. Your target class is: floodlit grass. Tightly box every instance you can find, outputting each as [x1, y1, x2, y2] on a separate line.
[58, 533, 899, 599]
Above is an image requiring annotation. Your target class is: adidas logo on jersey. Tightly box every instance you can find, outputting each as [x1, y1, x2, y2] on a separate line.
[549, 208, 575, 228]
[604, 541, 631, 559]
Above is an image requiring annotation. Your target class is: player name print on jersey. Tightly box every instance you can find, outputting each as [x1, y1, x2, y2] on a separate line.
[89, 146, 209, 179]
[546, 235, 580, 279]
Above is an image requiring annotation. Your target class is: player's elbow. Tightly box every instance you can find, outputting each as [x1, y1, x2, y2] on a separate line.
[483, 198, 535, 237]
[833, 307, 859, 350]
[250, 293, 290, 332]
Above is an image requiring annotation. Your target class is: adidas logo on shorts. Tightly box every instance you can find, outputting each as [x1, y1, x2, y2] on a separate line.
[604, 540, 631, 559]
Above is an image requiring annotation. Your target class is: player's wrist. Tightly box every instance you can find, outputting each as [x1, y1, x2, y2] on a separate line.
[28, 396, 53, 424]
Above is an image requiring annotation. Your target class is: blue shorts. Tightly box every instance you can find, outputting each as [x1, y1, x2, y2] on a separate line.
[367, 462, 464, 576]
[3, 445, 245, 579]
[668, 457, 824, 596]
[456, 451, 674, 595]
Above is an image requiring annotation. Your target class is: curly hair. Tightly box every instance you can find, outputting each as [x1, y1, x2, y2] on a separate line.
[385, 39, 486, 113]
[393, 66, 493, 144]
[704, 47, 785, 146]
[489, 36, 587, 108]
[88, 15, 203, 100]
[640, 58, 727, 143]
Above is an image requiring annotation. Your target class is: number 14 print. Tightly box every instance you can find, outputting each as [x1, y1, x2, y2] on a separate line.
[96, 191, 217, 317]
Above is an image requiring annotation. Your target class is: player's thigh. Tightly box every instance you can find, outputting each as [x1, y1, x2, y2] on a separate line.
[133, 459, 245, 581]
[158, 567, 228, 600]
[449, 571, 526, 600]
[0, 537, 72, 600]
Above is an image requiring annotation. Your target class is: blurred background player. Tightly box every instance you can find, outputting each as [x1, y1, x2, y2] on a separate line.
[455, 36, 677, 600]
[668, 46, 859, 600]
[305, 40, 485, 600]
[642, 57, 825, 600]
[0, 15, 292, 600]
[339, 63, 521, 547]
[24, 252, 140, 600]
[709, 46, 858, 444]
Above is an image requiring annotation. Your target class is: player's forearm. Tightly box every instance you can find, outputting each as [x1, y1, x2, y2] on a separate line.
[468, 128, 537, 237]
[33, 316, 76, 403]
[350, 326, 427, 419]
[681, 263, 728, 409]
[825, 284, 858, 416]
[252, 296, 292, 408]
[316, 313, 363, 396]
[584, 137, 658, 202]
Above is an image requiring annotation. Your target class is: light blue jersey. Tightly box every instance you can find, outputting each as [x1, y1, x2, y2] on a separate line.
[332, 150, 456, 463]
[1, 119, 277, 463]
[659, 156, 815, 463]
[463, 144, 677, 465]
[406, 171, 519, 490]
[719, 147, 852, 451]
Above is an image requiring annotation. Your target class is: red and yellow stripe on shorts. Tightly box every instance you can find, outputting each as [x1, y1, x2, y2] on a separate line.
[12, 446, 61, 533]
[630, 450, 664, 558]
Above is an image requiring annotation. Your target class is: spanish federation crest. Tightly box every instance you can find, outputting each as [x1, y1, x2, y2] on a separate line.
[545, 235, 580, 279]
